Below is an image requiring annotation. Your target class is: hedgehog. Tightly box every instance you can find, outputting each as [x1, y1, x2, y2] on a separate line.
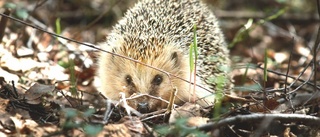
[97, 0, 232, 112]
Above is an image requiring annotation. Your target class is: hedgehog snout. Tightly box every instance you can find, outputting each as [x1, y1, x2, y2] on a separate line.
[137, 102, 149, 113]
[127, 95, 152, 113]
[130, 94, 162, 113]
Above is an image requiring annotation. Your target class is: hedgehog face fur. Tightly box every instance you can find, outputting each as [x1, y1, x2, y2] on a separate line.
[99, 36, 189, 112]
[97, 0, 233, 113]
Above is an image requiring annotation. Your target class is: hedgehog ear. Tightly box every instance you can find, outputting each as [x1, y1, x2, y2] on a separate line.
[170, 52, 180, 68]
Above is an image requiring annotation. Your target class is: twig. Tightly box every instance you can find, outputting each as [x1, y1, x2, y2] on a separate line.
[103, 99, 113, 124]
[140, 109, 166, 120]
[286, 60, 314, 94]
[141, 112, 166, 121]
[125, 93, 175, 107]
[256, 65, 320, 91]
[284, 38, 295, 111]
[284, 38, 294, 94]
[196, 113, 320, 132]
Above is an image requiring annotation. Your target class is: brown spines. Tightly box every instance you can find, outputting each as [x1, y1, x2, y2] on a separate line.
[118, 37, 165, 62]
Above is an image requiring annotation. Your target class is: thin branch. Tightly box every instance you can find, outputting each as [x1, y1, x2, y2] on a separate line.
[284, 38, 294, 94]
[256, 65, 320, 91]
[196, 113, 320, 132]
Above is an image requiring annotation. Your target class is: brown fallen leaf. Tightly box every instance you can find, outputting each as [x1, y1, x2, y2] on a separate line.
[186, 116, 209, 127]
[169, 102, 202, 124]
[99, 124, 131, 137]
[24, 83, 55, 104]
[119, 116, 145, 134]
[0, 109, 16, 133]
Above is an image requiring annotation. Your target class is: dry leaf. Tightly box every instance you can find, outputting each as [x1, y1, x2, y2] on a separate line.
[169, 102, 202, 124]
[24, 83, 55, 104]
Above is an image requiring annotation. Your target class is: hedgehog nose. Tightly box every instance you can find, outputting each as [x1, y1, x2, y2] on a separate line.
[137, 102, 149, 113]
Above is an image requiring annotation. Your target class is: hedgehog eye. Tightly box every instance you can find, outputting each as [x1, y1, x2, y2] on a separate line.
[152, 74, 163, 85]
[125, 75, 133, 85]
